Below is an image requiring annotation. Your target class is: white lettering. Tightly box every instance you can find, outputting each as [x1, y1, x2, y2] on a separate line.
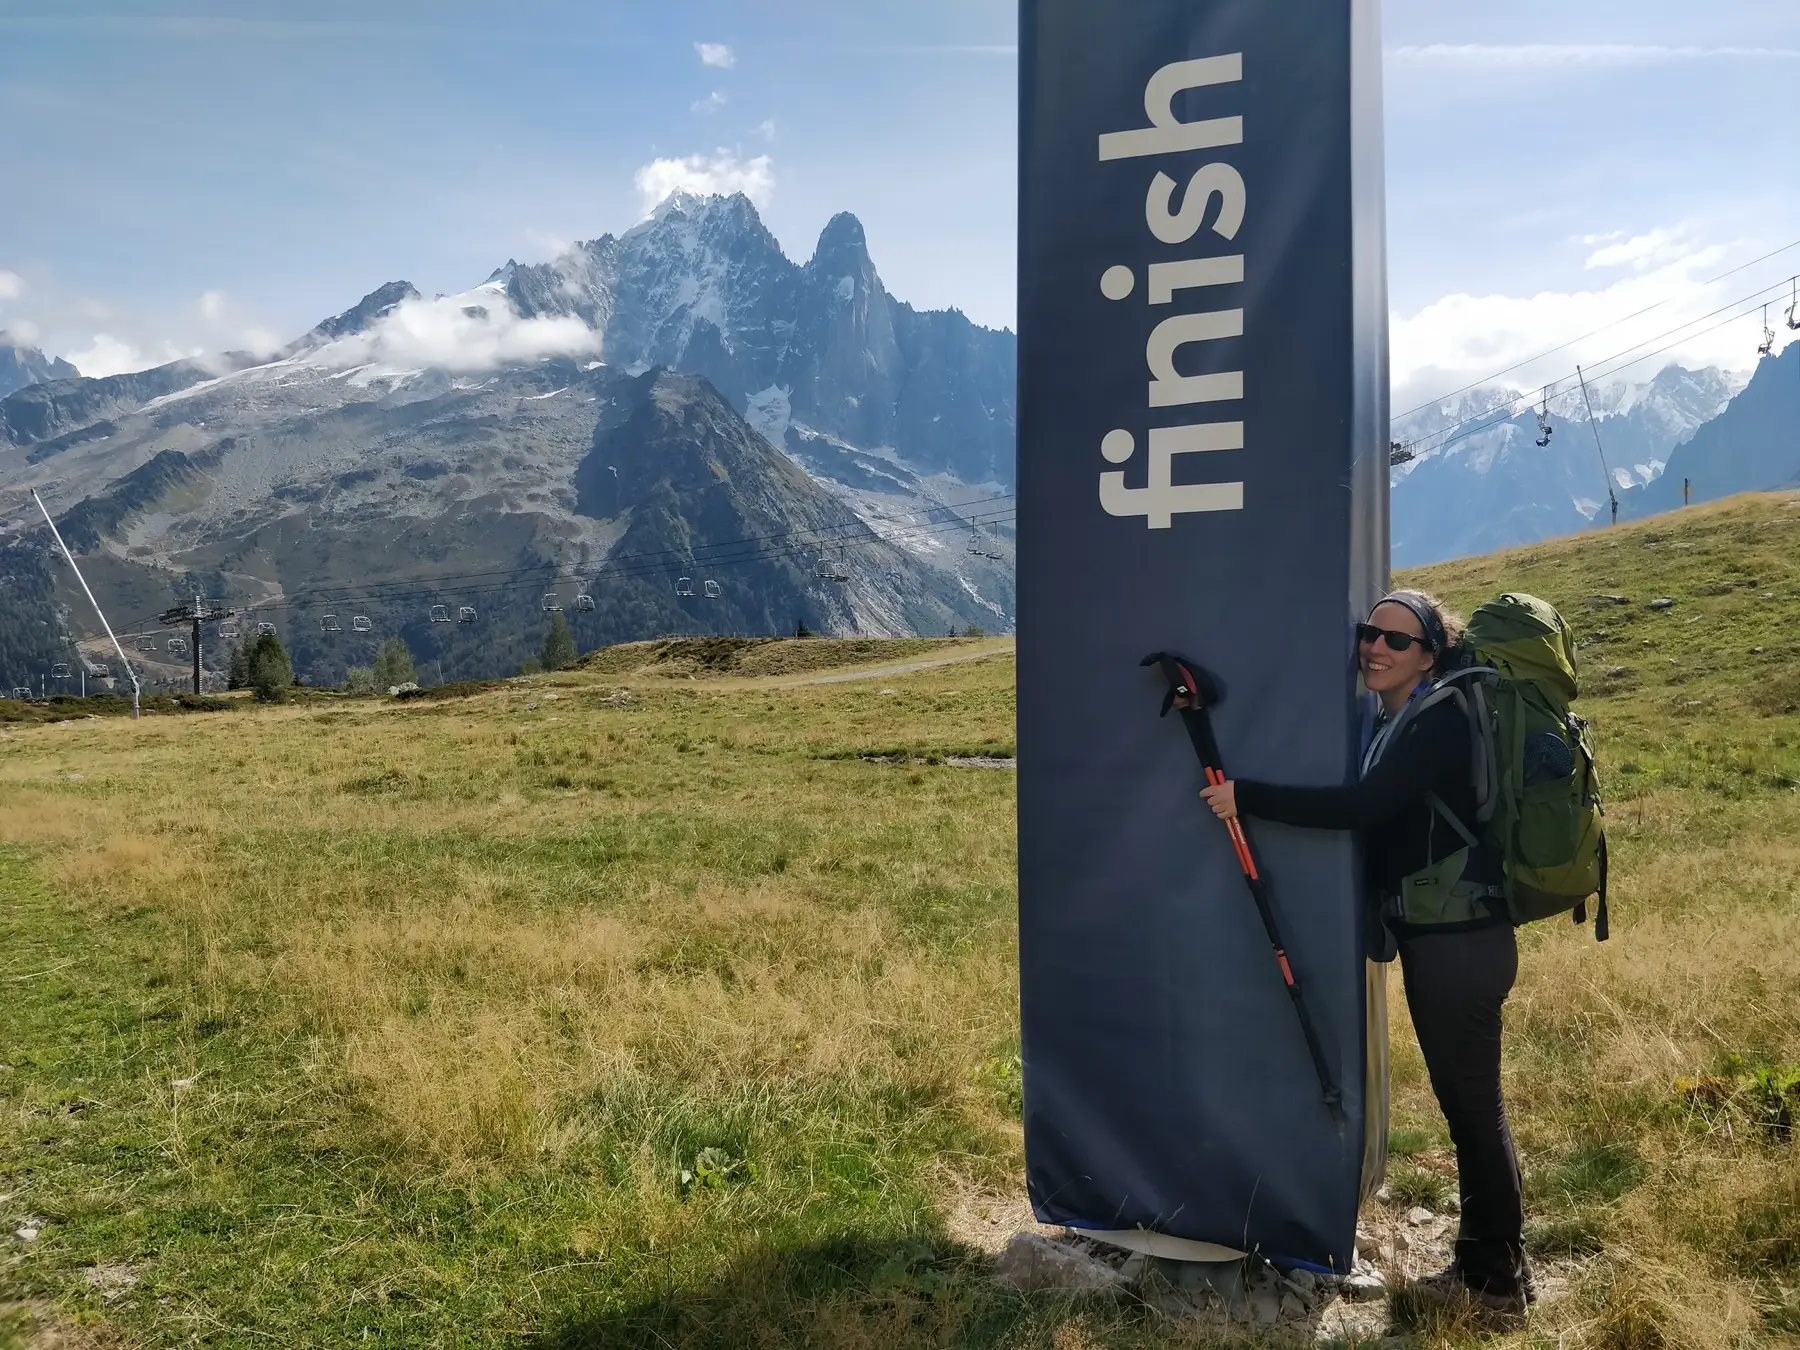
[1097, 55, 1244, 161]
[1099, 423, 1246, 528]
[1147, 311, 1244, 407]
[1146, 164, 1246, 244]
[1148, 255, 1243, 304]
[1095, 54, 1248, 524]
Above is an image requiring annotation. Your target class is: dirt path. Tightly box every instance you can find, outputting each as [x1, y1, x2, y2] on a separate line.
[781, 640, 1013, 686]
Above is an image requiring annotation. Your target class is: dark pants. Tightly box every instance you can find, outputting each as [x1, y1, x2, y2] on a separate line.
[1398, 922, 1526, 1295]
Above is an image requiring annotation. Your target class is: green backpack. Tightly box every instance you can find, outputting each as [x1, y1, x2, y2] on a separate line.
[1384, 593, 1610, 939]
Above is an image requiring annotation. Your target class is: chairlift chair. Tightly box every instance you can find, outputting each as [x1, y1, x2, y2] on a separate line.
[10, 687, 29, 700]
[219, 623, 240, 639]
[1759, 304, 1776, 358]
[352, 615, 373, 632]
[321, 615, 342, 633]
[168, 637, 188, 654]
[675, 577, 695, 597]
[50, 662, 70, 679]
[542, 593, 562, 612]
[257, 622, 276, 636]
[429, 604, 451, 623]
[137, 636, 157, 651]
[1788, 280, 1800, 332]
[90, 663, 109, 679]
[703, 579, 721, 599]
[457, 605, 476, 623]
[1535, 393, 1554, 449]
[574, 593, 595, 612]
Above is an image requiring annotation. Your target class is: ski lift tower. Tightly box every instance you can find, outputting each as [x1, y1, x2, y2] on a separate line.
[158, 594, 235, 695]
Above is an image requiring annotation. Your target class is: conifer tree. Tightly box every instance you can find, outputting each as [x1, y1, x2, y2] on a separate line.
[247, 632, 293, 702]
[541, 612, 577, 671]
[227, 641, 251, 690]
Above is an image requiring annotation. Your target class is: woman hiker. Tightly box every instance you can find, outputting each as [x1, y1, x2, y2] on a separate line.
[1197, 590, 1531, 1319]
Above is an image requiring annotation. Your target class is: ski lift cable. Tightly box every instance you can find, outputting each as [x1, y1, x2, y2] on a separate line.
[1395, 276, 1800, 459]
[1396, 271, 1800, 457]
[96, 500, 1017, 638]
[1398, 272, 1800, 456]
[114, 506, 1017, 629]
[1394, 232, 1800, 423]
[42, 485, 1019, 633]
[110, 490, 1021, 612]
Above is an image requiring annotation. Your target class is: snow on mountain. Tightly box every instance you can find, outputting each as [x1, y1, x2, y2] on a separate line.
[0, 191, 1017, 687]
[1631, 342, 1800, 515]
[1391, 363, 1744, 565]
[490, 192, 1015, 488]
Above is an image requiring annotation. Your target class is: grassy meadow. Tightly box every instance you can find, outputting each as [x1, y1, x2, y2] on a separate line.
[3, 495, 1800, 1348]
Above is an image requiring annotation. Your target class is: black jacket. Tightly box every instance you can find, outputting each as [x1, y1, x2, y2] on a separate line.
[1235, 697, 1502, 932]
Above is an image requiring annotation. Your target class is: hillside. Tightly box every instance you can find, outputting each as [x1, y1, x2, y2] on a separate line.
[1411, 489, 1800, 795]
[1631, 344, 1800, 516]
[2, 502, 1798, 1347]
[0, 192, 1018, 692]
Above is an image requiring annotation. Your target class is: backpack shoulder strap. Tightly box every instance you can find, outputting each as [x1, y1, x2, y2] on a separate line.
[1424, 790, 1480, 848]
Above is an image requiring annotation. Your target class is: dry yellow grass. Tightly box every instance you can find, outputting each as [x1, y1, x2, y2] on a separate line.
[4, 504, 1800, 1346]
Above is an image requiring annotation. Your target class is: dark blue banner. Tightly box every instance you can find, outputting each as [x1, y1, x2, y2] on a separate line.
[1017, 0, 1390, 1269]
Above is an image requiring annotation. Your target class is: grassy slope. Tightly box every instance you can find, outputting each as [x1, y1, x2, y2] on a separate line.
[2, 496, 1799, 1348]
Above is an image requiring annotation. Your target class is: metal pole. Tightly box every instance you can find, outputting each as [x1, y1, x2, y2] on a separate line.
[1574, 366, 1620, 526]
[32, 491, 140, 719]
[191, 602, 202, 696]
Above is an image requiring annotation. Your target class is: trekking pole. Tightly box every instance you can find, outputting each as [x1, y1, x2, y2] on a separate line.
[1140, 652, 1345, 1122]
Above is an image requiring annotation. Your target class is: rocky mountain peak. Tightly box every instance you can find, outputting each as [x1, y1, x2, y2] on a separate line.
[0, 339, 80, 400]
[296, 280, 421, 349]
[810, 212, 872, 272]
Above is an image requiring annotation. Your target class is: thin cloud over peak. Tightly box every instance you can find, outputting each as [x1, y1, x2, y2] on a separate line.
[0, 271, 23, 301]
[633, 151, 774, 217]
[307, 287, 598, 376]
[695, 42, 734, 68]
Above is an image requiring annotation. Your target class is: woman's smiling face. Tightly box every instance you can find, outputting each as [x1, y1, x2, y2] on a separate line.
[1359, 600, 1437, 697]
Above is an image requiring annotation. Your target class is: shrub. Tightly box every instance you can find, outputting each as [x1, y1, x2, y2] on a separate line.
[372, 638, 416, 690]
[343, 666, 376, 696]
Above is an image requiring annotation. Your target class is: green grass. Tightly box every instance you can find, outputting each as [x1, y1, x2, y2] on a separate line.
[5, 495, 1800, 1347]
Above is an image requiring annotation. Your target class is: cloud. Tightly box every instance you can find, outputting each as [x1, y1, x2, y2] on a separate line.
[1389, 43, 1800, 68]
[198, 289, 227, 320]
[63, 333, 155, 378]
[755, 117, 777, 140]
[305, 287, 598, 375]
[695, 42, 734, 68]
[1391, 229, 1765, 413]
[633, 150, 774, 216]
[690, 90, 727, 115]
[1584, 227, 1696, 272]
[0, 271, 22, 301]
[5, 318, 40, 344]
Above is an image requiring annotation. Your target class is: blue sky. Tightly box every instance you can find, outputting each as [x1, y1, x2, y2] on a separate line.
[2, 0, 1798, 412]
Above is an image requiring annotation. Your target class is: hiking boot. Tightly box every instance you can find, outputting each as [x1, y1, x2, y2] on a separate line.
[1410, 1262, 1529, 1326]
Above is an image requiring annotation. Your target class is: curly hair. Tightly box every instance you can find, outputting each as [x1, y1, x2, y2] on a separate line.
[1412, 590, 1466, 673]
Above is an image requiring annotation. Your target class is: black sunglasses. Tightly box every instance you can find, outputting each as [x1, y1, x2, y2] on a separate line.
[1356, 623, 1434, 653]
